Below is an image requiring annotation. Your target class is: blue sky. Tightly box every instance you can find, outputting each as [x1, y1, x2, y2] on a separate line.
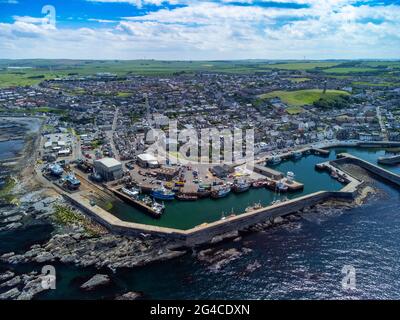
[0, 0, 399, 59]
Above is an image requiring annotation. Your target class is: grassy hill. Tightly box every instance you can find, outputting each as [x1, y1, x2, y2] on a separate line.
[258, 89, 350, 114]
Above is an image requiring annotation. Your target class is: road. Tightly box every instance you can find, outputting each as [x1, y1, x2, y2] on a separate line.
[376, 106, 388, 141]
[106, 107, 120, 160]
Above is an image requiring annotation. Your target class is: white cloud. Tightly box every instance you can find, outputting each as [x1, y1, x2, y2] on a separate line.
[0, 1, 399, 59]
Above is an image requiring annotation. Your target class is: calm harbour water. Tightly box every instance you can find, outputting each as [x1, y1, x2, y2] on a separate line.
[1, 146, 400, 299]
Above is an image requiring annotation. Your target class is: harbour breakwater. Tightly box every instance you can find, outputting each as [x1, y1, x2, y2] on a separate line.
[63, 188, 359, 247]
[336, 153, 400, 186]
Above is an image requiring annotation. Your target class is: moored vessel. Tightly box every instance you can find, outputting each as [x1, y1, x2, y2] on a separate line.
[211, 185, 231, 199]
[151, 186, 175, 200]
[232, 180, 251, 193]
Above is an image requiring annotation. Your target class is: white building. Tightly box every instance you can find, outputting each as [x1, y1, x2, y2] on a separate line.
[137, 153, 159, 168]
[93, 158, 123, 181]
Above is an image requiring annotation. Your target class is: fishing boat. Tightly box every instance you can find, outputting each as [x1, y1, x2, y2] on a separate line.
[151, 201, 165, 216]
[252, 180, 268, 188]
[211, 185, 231, 199]
[292, 151, 302, 160]
[151, 186, 175, 200]
[121, 187, 140, 199]
[232, 180, 251, 193]
[331, 171, 339, 179]
[276, 180, 288, 193]
[64, 174, 81, 190]
[338, 177, 346, 183]
[286, 171, 295, 182]
[245, 202, 263, 213]
[264, 180, 276, 190]
[268, 156, 281, 165]
[49, 164, 63, 177]
[142, 196, 153, 206]
[199, 183, 211, 190]
[176, 193, 198, 201]
[197, 186, 211, 198]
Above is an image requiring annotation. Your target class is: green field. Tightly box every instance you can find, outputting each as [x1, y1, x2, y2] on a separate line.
[352, 81, 399, 87]
[285, 77, 311, 83]
[262, 62, 342, 71]
[0, 59, 399, 88]
[322, 67, 379, 74]
[116, 92, 133, 98]
[259, 89, 350, 113]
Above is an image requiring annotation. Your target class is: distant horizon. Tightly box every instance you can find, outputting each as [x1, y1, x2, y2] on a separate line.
[1, 58, 400, 62]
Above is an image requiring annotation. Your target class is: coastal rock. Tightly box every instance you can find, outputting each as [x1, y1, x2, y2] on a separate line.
[0, 287, 20, 300]
[3, 215, 23, 223]
[210, 231, 239, 244]
[115, 291, 143, 300]
[273, 217, 284, 224]
[0, 275, 21, 288]
[80, 274, 110, 291]
[0, 271, 15, 282]
[17, 277, 49, 300]
[198, 247, 252, 271]
[0, 228, 186, 270]
[1, 252, 15, 260]
[34, 252, 55, 263]
[0, 222, 23, 231]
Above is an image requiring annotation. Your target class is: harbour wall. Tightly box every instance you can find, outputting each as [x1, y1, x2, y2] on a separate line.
[63, 189, 357, 246]
[335, 153, 400, 187]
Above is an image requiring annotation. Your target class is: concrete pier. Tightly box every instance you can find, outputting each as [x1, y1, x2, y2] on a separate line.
[336, 153, 400, 187]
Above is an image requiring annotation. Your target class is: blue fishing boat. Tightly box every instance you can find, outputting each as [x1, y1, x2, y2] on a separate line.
[211, 185, 231, 199]
[64, 174, 81, 190]
[49, 164, 63, 177]
[151, 186, 175, 201]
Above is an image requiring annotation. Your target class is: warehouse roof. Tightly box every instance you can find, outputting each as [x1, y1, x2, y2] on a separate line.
[137, 153, 158, 162]
[95, 157, 122, 168]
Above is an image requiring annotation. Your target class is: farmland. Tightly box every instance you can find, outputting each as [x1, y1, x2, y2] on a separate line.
[258, 89, 350, 114]
[0, 59, 399, 88]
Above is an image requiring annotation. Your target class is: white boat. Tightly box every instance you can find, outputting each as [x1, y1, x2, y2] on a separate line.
[151, 201, 165, 215]
[286, 171, 295, 182]
[122, 187, 140, 198]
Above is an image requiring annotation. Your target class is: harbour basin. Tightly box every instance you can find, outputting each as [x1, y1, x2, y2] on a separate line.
[105, 146, 400, 230]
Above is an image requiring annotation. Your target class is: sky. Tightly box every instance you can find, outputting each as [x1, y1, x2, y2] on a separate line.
[0, 0, 399, 60]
